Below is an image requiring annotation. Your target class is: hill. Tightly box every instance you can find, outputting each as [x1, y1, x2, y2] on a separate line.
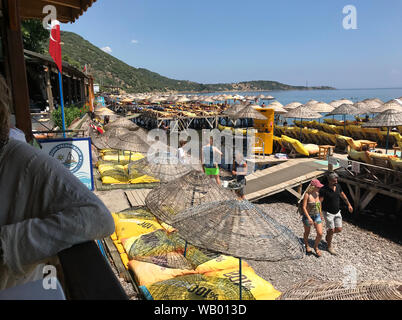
[61, 31, 334, 93]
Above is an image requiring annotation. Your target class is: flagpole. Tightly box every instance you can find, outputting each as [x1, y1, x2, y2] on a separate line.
[58, 70, 66, 138]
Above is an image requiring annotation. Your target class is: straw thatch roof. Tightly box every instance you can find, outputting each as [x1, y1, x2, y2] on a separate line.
[231, 104, 268, 120]
[327, 104, 359, 116]
[222, 104, 247, 116]
[171, 200, 305, 261]
[284, 102, 302, 110]
[353, 101, 370, 114]
[264, 104, 288, 114]
[104, 117, 139, 131]
[329, 99, 354, 108]
[279, 279, 402, 300]
[145, 170, 236, 225]
[284, 105, 323, 119]
[307, 102, 334, 113]
[362, 109, 402, 128]
[372, 100, 402, 113]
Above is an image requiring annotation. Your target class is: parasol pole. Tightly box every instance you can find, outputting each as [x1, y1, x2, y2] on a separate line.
[385, 127, 390, 155]
[239, 258, 242, 300]
[343, 114, 346, 136]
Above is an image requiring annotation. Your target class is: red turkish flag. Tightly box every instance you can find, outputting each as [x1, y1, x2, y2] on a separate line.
[49, 20, 62, 73]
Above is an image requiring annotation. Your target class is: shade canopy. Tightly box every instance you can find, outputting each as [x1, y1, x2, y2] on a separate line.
[221, 104, 247, 117]
[171, 200, 305, 261]
[279, 279, 402, 300]
[284, 102, 302, 110]
[231, 104, 268, 120]
[361, 98, 383, 110]
[104, 117, 140, 131]
[128, 150, 194, 183]
[329, 99, 354, 108]
[145, 170, 236, 225]
[307, 102, 334, 113]
[353, 101, 371, 115]
[371, 100, 402, 113]
[264, 104, 288, 114]
[108, 133, 150, 154]
[263, 95, 275, 100]
[326, 104, 360, 116]
[362, 109, 402, 128]
[283, 105, 323, 119]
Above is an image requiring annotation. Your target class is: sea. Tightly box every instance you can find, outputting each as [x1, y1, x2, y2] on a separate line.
[198, 88, 402, 124]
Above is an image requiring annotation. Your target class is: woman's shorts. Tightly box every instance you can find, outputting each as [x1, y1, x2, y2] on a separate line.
[302, 213, 322, 226]
[205, 167, 220, 176]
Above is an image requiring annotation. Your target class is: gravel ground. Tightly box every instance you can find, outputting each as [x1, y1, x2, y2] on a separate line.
[247, 200, 402, 293]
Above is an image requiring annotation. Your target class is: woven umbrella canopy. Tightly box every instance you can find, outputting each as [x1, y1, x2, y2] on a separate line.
[145, 170, 236, 225]
[307, 102, 334, 113]
[128, 147, 194, 183]
[327, 103, 361, 136]
[284, 105, 323, 141]
[222, 103, 247, 117]
[371, 100, 402, 113]
[95, 107, 115, 116]
[171, 200, 304, 299]
[329, 99, 354, 109]
[104, 117, 139, 131]
[90, 127, 130, 150]
[279, 279, 402, 300]
[263, 95, 275, 100]
[265, 103, 288, 114]
[109, 133, 151, 154]
[284, 102, 302, 110]
[362, 109, 402, 154]
[362, 98, 383, 110]
[231, 104, 268, 120]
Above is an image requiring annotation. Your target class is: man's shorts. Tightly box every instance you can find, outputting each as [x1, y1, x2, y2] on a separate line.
[323, 210, 342, 230]
[205, 167, 220, 176]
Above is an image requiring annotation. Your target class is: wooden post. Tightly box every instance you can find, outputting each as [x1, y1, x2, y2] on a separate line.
[4, 0, 32, 141]
[44, 65, 55, 112]
[328, 146, 334, 172]
[67, 74, 72, 106]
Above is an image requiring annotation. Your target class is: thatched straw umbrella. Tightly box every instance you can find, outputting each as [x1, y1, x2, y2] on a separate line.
[263, 95, 275, 100]
[362, 109, 402, 154]
[104, 117, 139, 131]
[284, 105, 323, 141]
[145, 170, 235, 225]
[284, 102, 302, 110]
[171, 200, 304, 299]
[329, 99, 354, 109]
[308, 102, 334, 113]
[279, 279, 402, 300]
[326, 104, 361, 136]
[371, 100, 402, 113]
[231, 104, 268, 120]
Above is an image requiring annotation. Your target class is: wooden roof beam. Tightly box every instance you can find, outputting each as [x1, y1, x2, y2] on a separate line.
[42, 0, 82, 10]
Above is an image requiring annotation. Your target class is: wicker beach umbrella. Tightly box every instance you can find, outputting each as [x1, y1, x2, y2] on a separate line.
[265, 103, 288, 114]
[171, 200, 305, 299]
[279, 279, 402, 300]
[371, 100, 402, 113]
[95, 107, 115, 116]
[329, 99, 354, 109]
[284, 102, 302, 110]
[128, 148, 194, 183]
[362, 109, 402, 154]
[221, 103, 247, 117]
[112, 133, 151, 154]
[361, 98, 383, 110]
[327, 103, 360, 136]
[203, 97, 215, 104]
[307, 102, 334, 113]
[257, 94, 265, 99]
[104, 117, 140, 131]
[145, 170, 236, 225]
[284, 105, 323, 141]
[231, 104, 268, 120]
[263, 95, 275, 100]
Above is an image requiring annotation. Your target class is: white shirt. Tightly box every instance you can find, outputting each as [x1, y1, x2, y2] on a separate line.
[0, 140, 114, 290]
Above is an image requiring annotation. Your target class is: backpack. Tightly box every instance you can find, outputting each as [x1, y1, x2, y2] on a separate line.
[297, 183, 311, 216]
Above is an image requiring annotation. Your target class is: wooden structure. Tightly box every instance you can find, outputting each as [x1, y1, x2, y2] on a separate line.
[244, 158, 329, 202]
[327, 155, 402, 213]
[318, 145, 335, 160]
[0, 0, 97, 141]
[24, 49, 90, 111]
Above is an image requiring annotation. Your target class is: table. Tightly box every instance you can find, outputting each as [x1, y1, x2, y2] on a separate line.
[318, 145, 335, 160]
[360, 141, 377, 151]
[393, 146, 401, 156]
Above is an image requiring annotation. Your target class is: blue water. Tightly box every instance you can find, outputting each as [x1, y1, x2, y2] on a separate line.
[200, 88, 402, 123]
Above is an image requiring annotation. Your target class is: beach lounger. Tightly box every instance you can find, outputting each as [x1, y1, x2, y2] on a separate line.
[281, 135, 319, 158]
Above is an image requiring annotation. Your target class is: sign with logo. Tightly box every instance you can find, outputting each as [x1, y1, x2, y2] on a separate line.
[38, 138, 94, 191]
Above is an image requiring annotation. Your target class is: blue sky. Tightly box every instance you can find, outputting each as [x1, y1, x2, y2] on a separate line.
[62, 0, 402, 89]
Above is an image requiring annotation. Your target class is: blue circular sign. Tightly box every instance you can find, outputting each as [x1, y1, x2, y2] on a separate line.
[49, 143, 84, 174]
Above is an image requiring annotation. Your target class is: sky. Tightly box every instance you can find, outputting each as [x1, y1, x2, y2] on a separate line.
[61, 0, 402, 89]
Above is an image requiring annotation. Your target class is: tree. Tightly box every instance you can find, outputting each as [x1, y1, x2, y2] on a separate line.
[21, 19, 49, 53]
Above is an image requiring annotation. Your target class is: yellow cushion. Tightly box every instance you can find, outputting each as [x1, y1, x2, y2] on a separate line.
[389, 157, 402, 170]
[281, 135, 309, 156]
[204, 267, 282, 300]
[348, 148, 370, 164]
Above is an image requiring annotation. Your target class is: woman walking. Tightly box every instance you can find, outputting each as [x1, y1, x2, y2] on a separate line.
[301, 179, 324, 257]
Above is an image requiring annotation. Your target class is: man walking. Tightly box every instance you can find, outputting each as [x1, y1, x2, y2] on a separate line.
[319, 172, 353, 255]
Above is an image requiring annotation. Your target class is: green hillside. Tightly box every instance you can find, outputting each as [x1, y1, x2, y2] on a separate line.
[61, 31, 334, 93]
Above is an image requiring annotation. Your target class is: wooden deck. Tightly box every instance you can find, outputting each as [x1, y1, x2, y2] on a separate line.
[245, 158, 331, 201]
[125, 189, 152, 207]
